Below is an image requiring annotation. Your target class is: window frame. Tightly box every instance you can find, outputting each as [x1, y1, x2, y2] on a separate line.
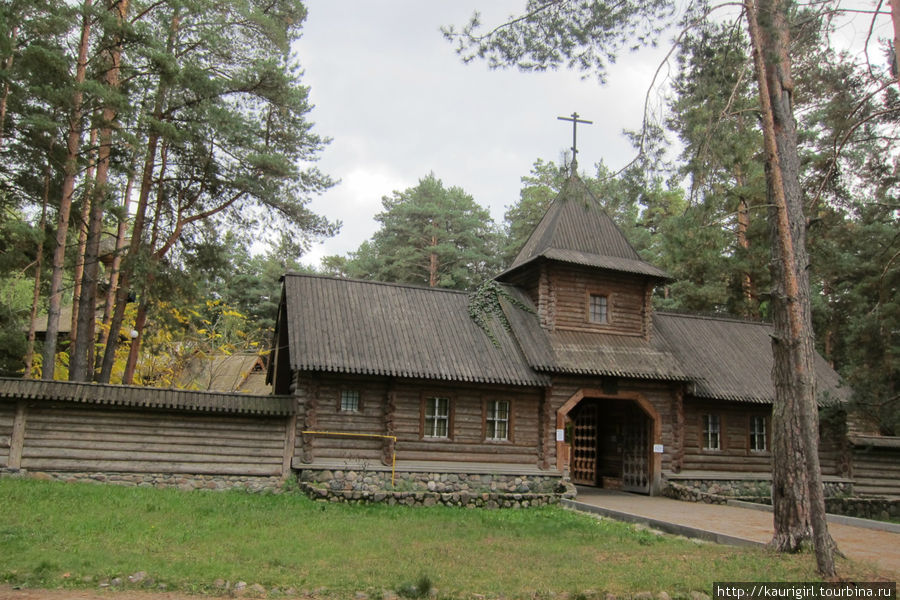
[420, 394, 453, 439]
[749, 415, 768, 453]
[339, 389, 361, 413]
[701, 413, 722, 451]
[483, 398, 514, 442]
[585, 290, 611, 325]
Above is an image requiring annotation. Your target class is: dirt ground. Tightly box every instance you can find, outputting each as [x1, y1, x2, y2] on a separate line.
[0, 587, 228, 600]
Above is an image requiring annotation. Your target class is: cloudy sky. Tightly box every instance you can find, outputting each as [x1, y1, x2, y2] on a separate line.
[292, 1, 673, 267]
[291, 1, 888, 268]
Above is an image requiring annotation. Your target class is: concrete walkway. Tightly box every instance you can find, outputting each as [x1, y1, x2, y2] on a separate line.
[564, 488, 900, 577]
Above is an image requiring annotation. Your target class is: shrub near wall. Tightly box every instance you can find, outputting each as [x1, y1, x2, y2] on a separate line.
[297, 468, 572, 507]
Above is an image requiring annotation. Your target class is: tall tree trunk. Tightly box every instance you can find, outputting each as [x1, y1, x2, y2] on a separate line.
[41, 0, 93, 380]
[0, 25, 18, 152]
[99, 153, 137, 352]
[69, 124, 100, 346]
[24, 165, 51, 378]
[745, 0, 836, 576]
[70, 0, 129, 381]
[734, 167, 754, 312]
[122, 299, 147, 384]
[98, 8, 178, 383]
[891, 0, 900, 88]
[429, 234, 438, 287]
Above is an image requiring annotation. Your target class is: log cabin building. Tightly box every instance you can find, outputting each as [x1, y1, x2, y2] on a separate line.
[267, 173, 851, 496]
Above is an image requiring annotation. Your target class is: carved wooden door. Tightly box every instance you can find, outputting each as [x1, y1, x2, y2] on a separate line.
[622, 406, 650, 493]
[571, 403, 598, 485]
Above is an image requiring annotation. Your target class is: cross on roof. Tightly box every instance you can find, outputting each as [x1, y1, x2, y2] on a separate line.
[557, 112, 593, 172]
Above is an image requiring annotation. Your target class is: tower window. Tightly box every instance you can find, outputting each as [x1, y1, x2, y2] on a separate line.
[589, 294, 609, 324]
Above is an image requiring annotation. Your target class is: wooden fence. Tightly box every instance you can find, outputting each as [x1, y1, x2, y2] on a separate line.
[0, 378, 295, 482]
[850, 436, 900, 496]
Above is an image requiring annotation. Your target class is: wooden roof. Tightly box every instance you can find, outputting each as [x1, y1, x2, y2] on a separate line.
[0, 377, 294, 416]
[281, 274, 550, 387]
[501, 174, 670, 280]
[654, 312, 849, 404]
[173, 353, 271, 394]
[278, 275, 849, 404]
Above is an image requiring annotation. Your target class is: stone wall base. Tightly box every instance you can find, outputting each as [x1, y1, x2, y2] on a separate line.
[663, 479, 899, 521]
[297, 468, 571, 507]
[663, 478, 852, 502]
[1, 468, 284, 493]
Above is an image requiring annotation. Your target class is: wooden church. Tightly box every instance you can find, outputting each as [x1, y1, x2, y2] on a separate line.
[268, 173, 849, 495]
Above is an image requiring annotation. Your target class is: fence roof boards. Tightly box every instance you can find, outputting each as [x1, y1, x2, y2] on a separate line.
[0, 378, 293, 416]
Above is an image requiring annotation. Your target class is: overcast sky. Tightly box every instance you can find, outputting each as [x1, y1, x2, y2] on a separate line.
[291, 1, 889, 269]
[292, 1, 673, 268]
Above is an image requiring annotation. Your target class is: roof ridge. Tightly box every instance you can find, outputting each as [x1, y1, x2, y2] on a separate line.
[655, 310, 771, 326]
[281, 272, 471, 295]
[0, 376, 289, 400]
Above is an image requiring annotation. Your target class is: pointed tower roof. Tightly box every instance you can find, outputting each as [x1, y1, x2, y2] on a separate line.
[500, 174, 670, 280]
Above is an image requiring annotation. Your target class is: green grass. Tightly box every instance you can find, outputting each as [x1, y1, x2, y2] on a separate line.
[0, 479, 881, 598]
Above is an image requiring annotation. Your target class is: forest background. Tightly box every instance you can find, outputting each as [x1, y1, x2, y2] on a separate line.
[0, 1, 896, 436]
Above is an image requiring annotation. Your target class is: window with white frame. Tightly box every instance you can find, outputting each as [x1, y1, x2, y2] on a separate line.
[702, 414, 721, 450]
[424, 397, 450, 438]
[486, 400, 510, 441]
[589, 294, 609, 324]
[340, 390, 360, 412]
[750, 415, 767, 451]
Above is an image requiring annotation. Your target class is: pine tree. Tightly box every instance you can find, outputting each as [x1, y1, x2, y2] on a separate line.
[334, 174, 500, 290]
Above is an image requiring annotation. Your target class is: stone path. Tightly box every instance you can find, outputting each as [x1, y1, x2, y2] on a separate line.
[565, 488, 900, 577]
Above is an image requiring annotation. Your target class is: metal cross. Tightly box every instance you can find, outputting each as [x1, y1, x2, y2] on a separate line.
[557, 112, 593, 169]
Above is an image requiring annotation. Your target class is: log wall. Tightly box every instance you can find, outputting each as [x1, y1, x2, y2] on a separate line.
[295, 374, 544, 467]
[7, 402, 287, 477]
[851, 445, 900, 496]
[548, 264, 651, 337]
[682, 399, 844, 477]
[0, 400, 14, 467]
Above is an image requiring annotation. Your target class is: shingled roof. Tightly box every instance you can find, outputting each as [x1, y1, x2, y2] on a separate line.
[280, 274, 549, 387]
[501, 174, 670, 280]
[278, 275, 848, 403]
[654, 312, 849, 404]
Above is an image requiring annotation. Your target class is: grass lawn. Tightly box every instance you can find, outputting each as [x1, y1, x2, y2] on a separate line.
[0, 478, 883, 598]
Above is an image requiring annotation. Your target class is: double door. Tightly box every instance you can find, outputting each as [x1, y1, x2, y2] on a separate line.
[570, 401, 650, 493]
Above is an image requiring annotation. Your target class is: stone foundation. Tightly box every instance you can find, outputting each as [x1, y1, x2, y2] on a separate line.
[663, 477, 852, 503]
[297, 468, 571, 507]
[663, 477, 900, 522]
[1, 468, 284, 493]
[825, 496, 900, 521]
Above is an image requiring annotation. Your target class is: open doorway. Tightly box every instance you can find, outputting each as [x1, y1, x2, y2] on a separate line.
[569, 398, 651, 493]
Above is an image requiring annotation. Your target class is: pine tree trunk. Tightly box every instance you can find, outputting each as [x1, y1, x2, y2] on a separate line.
[24, 166, 51, 378]
[891, 0, 900, 89]
[122, 299, 147, 384]
[745, 0, 836, 576]
[69, 125, 99, 346]
[41, 0, 93, 380]
[429, 234, 438, 287]
[98, 9, 178, 383]
[98, 155, 137, 352]
[70, 0, 129, 382]
[0, 25, 17, 152]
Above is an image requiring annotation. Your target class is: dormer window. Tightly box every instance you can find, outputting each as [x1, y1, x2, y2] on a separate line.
[589, 294, 608, 324]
